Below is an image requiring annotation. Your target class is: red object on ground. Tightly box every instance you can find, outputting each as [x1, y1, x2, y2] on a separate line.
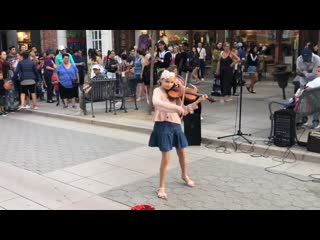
[131, 204, 155, 210]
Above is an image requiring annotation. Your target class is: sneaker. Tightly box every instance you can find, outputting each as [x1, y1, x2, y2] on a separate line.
[18, 105, 25, 111]
[72, 105, 77, 109]
[201, 78, 204, 81]
[0, 112, 7, 116]
[25, 105, 31, 109]
[312, 121, 320, 129]
[63, 105, 68, 109]
[201, 116, 204, 120]
[313, 124, 320, 129]
[115, 102, 122, 109]
[33, 106, 38, 110]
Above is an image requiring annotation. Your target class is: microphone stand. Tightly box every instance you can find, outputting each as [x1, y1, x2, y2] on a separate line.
[217, 63, 252, 144]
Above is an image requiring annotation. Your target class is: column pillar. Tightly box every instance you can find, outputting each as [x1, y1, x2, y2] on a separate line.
[6, 30, 17, 49]
[57, 30, 67, 48]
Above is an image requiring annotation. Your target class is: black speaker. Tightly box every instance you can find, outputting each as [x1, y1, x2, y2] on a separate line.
[273, 109, 296, 147]
[183, 113, 201, 145]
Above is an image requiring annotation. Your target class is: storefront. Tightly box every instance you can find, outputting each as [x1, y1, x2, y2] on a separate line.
[66, 30, 86, 55]
[135, 30, 217, 60]
[16, 31, 31, 50]
[237, 30, 300, 73]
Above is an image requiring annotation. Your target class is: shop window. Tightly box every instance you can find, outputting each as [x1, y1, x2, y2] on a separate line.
[67, 30, 86, 54]
[91, 30, 102, 50]
[17, 31, 31, 50]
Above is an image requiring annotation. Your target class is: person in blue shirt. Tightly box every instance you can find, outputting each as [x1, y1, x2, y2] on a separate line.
[54, 53, 79, 109]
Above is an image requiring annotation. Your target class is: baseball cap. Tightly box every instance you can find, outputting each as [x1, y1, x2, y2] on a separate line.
[301, 48, 312, 62]
[58, 45, 66, 51]
[237, 42, 243, 48]
[92, 64, 100, 70]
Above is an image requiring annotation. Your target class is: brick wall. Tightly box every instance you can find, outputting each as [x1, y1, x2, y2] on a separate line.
[40, 30, 57, 54]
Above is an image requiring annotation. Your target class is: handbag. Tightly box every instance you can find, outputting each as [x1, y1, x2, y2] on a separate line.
[62, 64, 78, 87]
[72, 79, 78, 87]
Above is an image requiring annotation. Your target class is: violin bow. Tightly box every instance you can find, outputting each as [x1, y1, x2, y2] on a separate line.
[180, 72, 188, 119]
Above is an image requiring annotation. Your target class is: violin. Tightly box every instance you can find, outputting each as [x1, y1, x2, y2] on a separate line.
[167, 77, 216, 103]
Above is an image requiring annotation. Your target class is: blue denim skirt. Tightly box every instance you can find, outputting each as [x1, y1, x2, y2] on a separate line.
[247, 66, 257, 73]
[148, 121, 188, 152]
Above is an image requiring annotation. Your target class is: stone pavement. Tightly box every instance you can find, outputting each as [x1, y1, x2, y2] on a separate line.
[100, 157, 320, 210]
[1, 114, 320, 210]
[0, 118, 142, 174]
[22, 77, 320, 163]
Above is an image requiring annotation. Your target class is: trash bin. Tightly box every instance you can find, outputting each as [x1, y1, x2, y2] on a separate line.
[183, 102, 201, 146]
[272, 64, 290, 99]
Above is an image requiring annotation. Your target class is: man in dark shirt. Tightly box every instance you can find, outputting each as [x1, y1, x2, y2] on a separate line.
[179, 42, 192, 83]
[126, 48, 136, 68]
[73, 49, 85, 88]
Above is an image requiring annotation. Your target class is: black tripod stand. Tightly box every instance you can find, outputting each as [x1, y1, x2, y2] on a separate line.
[217, 63, 252, 144]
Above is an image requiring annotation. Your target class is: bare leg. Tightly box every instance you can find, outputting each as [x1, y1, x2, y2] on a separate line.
[192, 68, 200, 83]
[249, 73, 258, 92]
[63, 98, 68, 106]
[136, 83, 143, 101]
[176, 148, 195, 187]
[25, 95, 30, 106]
[20, 93, 25, 107]
[158, 151, 170, 199]
[31, 93, 37, 107]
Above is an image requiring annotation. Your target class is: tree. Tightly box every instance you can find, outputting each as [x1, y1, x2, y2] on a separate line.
[148, 30, 157, 114]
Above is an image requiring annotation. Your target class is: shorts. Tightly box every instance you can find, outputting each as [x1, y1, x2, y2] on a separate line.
[21, 84, 36, 94]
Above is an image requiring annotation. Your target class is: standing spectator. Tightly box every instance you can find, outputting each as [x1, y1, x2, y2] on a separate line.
[190, 46, 200, 84]
[14, 51, 40, 110]
[6, 47, 18, 111]
[7, 46, 17, 66]
[134, 49, 144, 101]
[43, 49, 56, 103]
[211, 42, 223, 75]
[245, 46, 259, 94]
[105, 50, 118, 79]
[126, 48, 136, 69]
[73, 49, 85, 92]
[0, 51, 10, 115]
[170, 45, 181, 68]
[197, 42, 206, 81]
[55, 46, 75, 66]
[87, 48, 102, 79]
[179, 42, 192, 83]
[54, 54, 79, 109]
[12, 52, 22, 105]
[216, 42, 240, 103]
[155, 40, 172, 72]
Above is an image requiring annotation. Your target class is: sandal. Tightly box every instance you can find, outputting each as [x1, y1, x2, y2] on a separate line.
[246, 86, 251, 93]
[250, 90, 256, 94]
[156, 188, 168, 200]
[182, 176, 195, 187]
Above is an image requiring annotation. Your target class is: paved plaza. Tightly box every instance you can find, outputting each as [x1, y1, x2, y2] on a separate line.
[0, 114, 320, 210]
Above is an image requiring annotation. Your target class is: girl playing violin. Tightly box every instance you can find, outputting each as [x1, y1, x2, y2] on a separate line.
[148, 70, 208, 200]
